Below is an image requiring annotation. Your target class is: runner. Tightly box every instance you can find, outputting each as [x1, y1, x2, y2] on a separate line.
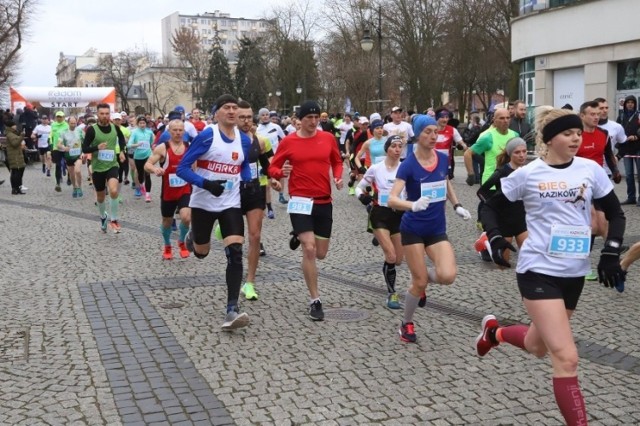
[257, 107, 286, 215]
[144, 119, 192, 260]
[56, 116, 85, 198]
[475, 137, 529, 265]
[268, 100, 344, 321]
[32, 115, 52, 175]
[434, 107, 467, 179]
[49, 111, 70, 192]
[354, 119, 387, 171]
[356, 135, 405, 309]
[236, 101, 274, 301]
[384, 106, 414, 160]
[177, 94, 252, 331]
[475, 106, 626, 426]
[82, 103, 127, 233]
[127, 116, 155, 202]
[387, 114, 471, 343]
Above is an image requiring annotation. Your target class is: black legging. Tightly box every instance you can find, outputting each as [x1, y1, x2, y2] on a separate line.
[52, 150, 63, 185]
[10, 167, 25, 191]
[118, 156, 129, 182]
[134, 158, 151, 192]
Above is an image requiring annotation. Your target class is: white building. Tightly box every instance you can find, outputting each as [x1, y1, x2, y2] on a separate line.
[512, 0, 640, 119]
[161, 10, 269, 64]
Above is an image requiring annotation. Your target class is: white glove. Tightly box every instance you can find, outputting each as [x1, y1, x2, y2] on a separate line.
[411, 197, 430, 212]
[455, 205, 471, 220]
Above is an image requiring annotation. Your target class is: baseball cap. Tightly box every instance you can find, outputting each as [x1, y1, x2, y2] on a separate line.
[391, 106, 402, 113]
[269, 111, 279, 118]
[168, 110, 182, 120]
[111, 113, 122, 121]
[358, 116, 369, 125]
[174, 105, 185, 113]
[55, 111, 65, 117]
[120, 111, 128, 117]
[298, 100, 321, 119]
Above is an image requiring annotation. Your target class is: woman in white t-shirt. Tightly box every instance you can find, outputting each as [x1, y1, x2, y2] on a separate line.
[355, 136, 405, 309]
[475, 106, 626, 425]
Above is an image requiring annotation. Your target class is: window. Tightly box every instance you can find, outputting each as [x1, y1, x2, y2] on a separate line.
[180, 18, 185, 24]
[617, 60, 640, 91]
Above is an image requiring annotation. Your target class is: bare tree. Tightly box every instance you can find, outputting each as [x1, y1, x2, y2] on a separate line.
[170, 26, 209, 109]
[0, 0, 34, 90]
[99, 50, 150, 113]
[146, 70, 181, 118]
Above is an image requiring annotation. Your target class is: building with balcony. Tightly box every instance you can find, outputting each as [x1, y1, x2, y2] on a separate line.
[161, 10, 270, 65]
[512, 0, 640, 119]
[55, 48, 110, 88]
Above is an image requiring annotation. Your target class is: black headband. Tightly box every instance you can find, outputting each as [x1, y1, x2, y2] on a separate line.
[542, 114, 583, 143]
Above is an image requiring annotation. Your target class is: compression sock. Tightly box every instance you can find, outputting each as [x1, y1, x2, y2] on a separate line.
[179, 222, 189, 243]
[109, 197, 119, 221]
[382, 262, 396, 293]
[496, 325, 529, 350]
[403, 292, 420, 324]
[97, 201, 106, 218]
[225, 243, 243, 308]
[161, 225, 172, 245]
[553, 376, 587, 426]
[266, 202, 273, 211]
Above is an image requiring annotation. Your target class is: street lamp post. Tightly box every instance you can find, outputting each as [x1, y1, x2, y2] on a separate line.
[296, 84, 302, 115]
[360, 5, 383, 113]
[275, 89, 282, 115]
[399, 85, 405, 111]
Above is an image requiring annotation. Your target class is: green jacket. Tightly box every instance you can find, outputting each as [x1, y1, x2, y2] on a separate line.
[5, 127, 25, 169]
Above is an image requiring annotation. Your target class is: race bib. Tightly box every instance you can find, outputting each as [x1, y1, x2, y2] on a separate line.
[168, 173, 187, 188]
[372, 155, 385, 164]
[250, 163, 258, 180]
[287, 196, 314, 215]
[547, 224, 591, 259]
[420, 180, 447, 202]
[138, 141, 150, 150]
[378, 190, 390, 207]
[97, 149, 115, 162]
[69, 147, 82, 157]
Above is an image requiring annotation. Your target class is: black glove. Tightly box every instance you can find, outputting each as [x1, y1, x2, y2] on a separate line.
[202, 179, 227, 197]
[358, 166, 367, 175]
[358, 193, 373, 206]
[597, 247, 625, 289]
[466, 174, 475, 186]
[612, 172, 622, 184]
[488, 235, 517, 268]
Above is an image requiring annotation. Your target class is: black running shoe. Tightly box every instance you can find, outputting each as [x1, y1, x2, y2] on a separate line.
[418, 291, 427, 308]
[259, 243, 266, 256]
[372, 237, 379, 247]
[309, 300, 324, 321]
[289, 231, 300, 250]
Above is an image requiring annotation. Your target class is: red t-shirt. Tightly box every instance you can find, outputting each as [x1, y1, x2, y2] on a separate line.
[191, 119, 205, 132]
[577, 128, 608, 166]
[268, 131, 343, 204]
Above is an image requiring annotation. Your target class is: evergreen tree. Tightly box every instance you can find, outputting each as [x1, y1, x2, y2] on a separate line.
[202, 40, 234, 112]
[235, 38, 268, 110]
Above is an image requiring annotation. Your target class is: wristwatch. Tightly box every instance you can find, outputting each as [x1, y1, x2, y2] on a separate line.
[605, 240, 620, 249]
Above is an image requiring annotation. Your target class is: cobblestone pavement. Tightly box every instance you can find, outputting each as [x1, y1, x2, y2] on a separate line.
[1, 158, 639, 425]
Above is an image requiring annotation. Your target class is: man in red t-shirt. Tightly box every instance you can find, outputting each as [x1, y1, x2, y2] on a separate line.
[190, 108, 206, 133]
[268, 100, 344, 321]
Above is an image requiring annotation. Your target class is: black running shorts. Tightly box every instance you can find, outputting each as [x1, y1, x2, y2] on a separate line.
[92, 167, 119, 192]
[160, 194, 191, 218]
[290, 202, 333, 239]
[516, 270, 584, 310]
[191, 207, 244, 245]
[369, 205, 403, 235]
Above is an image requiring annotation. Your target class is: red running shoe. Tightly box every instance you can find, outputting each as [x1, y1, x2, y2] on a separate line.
[475, 314, 499, 357]
[178, 242, 189, 259]
[162, 245, 173, 260]
[399, 322, 417, 343]
[474, 232, 490, 253]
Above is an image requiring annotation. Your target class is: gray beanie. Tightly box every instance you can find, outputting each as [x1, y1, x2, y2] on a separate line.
[505, 137, 527, 157]
[258, 108, 270, 116]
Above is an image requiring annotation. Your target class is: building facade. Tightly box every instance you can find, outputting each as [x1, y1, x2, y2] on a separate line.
[161, 10, 269, 65]
[55, 48, 110, 88]
[512, 0, 640, 119]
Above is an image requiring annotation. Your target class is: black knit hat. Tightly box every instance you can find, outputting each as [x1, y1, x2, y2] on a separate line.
[298, 100, 321, 119]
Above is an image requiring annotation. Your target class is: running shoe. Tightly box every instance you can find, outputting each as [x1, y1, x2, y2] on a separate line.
[348, 186, 356, 196]
[185, 229, 194, 252]
[72, 189, 78, 199]
[259, 243, 266, 257]
[171, 218, 178, 232]
[399, 322, 416, 343]
[100, 214, 108, 233]
[474, 232, 489, 253]
[20, 185, 28, 191]
[372, 237, 379, 247]
[124, 180, 130, 185]
[386, 293, 401, 309]
[162, 245, 173, 260]
[267, 209, 275, 219]
[289, 231, 300, 250]
[475, 314, 499, 357]
[418, 291, 427, 308]
[145, 193, 151, 203]
[241, 282, 259, 301]
[585, 269, 598, 281]
[109, 220, 121, 234]
[78, 189, 83, 198]
[480, 250, 493, 262]
[309, 300, 324, 321]
[278, 193, 288, 204]
[55, 185, 61, 192]
[221, 309, 250, 331]
[46, 169, 50, 177]
[134, 188, 142, 197]
[178, 242, 189, 259]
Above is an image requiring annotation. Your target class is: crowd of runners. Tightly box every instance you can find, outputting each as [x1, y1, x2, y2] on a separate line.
[2, 93, 640, 426]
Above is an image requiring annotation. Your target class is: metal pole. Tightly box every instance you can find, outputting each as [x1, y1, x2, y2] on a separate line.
[377, 6, 383, 113]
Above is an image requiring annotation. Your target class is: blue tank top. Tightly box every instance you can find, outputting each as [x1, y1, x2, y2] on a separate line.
[369, 138, 386, 164]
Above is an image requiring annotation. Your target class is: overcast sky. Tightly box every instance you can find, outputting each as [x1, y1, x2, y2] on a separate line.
[18, 0, 283, 88]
